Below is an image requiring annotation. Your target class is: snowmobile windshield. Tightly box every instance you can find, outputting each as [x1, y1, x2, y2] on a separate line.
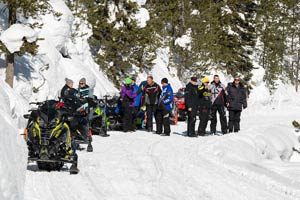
[38, 100, 60, 128]
[176, 91, 184, 98]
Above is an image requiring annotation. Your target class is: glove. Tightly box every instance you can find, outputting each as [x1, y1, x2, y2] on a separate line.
[163, 99, 170, 104]
[243, 105, 247, 109]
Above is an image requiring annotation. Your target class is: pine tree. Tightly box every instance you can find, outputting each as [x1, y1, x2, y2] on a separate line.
[69, 0, 158, 87]
[1, 0, 50, 87]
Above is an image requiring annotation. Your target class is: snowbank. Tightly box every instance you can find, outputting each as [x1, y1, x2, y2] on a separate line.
[0, 24, 37, 53]
[11, 0, 117, 102]
[0, 78, 27, 200]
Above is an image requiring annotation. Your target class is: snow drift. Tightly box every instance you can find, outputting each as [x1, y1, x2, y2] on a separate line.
[0, 24, 37, 53]
[0, 78, 27, 200]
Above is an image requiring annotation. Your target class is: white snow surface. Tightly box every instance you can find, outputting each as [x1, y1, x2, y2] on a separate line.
[24, 108, 300, 200]
[0, 78, 27, 200]
[0, 24, 37, 53]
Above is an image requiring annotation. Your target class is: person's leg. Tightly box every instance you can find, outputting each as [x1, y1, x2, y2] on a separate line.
[122, 106, 130, 132]
[131, 107, 138, 131]
[228, 110, 234, 133]
[190, 107, 197, 136]
[218, 105, 228, 134]
[210, 105, 218, 134]
[198, 108, 209, 136]
[146, 105, 153, 131]
[162, 107, 171, 135]
[155, 109, 163, 134]
[233, 111, 241, 132]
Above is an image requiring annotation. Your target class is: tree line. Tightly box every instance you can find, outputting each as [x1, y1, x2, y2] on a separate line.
[1, 0, 300, 92]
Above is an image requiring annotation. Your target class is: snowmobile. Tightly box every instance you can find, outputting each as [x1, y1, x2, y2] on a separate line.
[87, 97, 110, 137]
[23, 100, 79, 174]
[58, 89, 93, 152]
[103, 95, 123, 130]
[173, 88, 187, 122]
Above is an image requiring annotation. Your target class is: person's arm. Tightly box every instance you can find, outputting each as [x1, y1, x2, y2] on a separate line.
[163, 87, 173, 104]
[242, 88, 247, 109]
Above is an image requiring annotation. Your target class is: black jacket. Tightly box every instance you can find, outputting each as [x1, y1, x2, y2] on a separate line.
[143, 82, 162, 105]
[198, 84, 211, 109]
[226, 82, 247, 111]
[184, 82, 199, 108]
[61, 84, 72, 99]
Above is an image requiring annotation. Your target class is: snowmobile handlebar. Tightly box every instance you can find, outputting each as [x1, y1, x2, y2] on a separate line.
[29, 102, 44, 105]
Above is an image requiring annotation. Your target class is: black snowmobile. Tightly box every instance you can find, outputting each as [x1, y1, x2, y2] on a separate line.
[103, 95, 123, 131]
[87, 97, 110, 137]
[24, 100, 79, 174]
[58, 89, 93, 152]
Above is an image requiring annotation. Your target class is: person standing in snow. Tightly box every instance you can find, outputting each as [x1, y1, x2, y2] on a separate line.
[156, 78, 173, 136]
[184, 76, 199, 137]
[131, 77, 140, 131]
[197, 77, 212, 136]
[120, 78, 137, 132]
[142, 75, 162, 132]
[226, 77, 247, 133]
[60, 78, 74, 99]
[209, 75, 228, 135]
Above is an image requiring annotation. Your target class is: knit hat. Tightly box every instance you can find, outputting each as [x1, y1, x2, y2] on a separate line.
[202, 77, 209, 83]
[65, 78, 73, 85]
[125, 77, 132, 85]
[191, 76, 197, 82]
[161, 78, 168, 84]
[79, 77, 86, 83]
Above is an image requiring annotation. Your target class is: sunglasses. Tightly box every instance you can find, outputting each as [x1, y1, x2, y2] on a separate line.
[234, 79, 240, 81]
[79, 82, 85, 85]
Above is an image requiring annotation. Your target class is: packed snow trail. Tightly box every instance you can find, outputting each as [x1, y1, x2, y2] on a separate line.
[24, 109, 300, 200]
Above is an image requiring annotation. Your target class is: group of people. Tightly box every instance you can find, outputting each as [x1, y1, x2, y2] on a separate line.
[119, 74, 248, 137]
[185, 75, 248, 137]
[120, 75, 173, 136]
[59, 74, 248, 138]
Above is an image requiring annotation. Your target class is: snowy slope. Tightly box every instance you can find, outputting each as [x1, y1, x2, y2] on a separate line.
[0, 78, 27, 200]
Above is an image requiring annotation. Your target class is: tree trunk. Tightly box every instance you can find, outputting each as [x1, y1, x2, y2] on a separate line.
[5, 4, 16, 87]
[296, 50, 300, 92]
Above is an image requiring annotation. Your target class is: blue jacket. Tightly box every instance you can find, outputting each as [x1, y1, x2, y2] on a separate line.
[160, 84, 173, 111]
[132, 84, 140, 107]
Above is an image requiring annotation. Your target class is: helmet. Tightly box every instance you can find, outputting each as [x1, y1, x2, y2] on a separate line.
[202, 77, 209, 83]
[125, 78, 132, 85]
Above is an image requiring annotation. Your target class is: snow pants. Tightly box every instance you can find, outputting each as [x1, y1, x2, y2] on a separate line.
[156, 104, 171, 135]
[210, 104, 227, 133]
[198, 107, 210, 136]
[146, 104, 157, 131]
[123, 104, 135, 132]
[228, 110, 241, 132]
[187, 106, 197, 136]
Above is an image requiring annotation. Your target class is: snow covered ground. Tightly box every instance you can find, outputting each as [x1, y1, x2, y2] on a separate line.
[24, 107, 300, 200]
[1, 0, 300, 199]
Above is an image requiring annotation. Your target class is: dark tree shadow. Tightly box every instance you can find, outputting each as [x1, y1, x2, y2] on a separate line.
[0, 55, 35, 82]
[14, 55, 34, 82]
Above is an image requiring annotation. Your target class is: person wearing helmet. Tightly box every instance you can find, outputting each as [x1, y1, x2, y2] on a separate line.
[198, 77, 212, 136]
[120, 78, 137, 132]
